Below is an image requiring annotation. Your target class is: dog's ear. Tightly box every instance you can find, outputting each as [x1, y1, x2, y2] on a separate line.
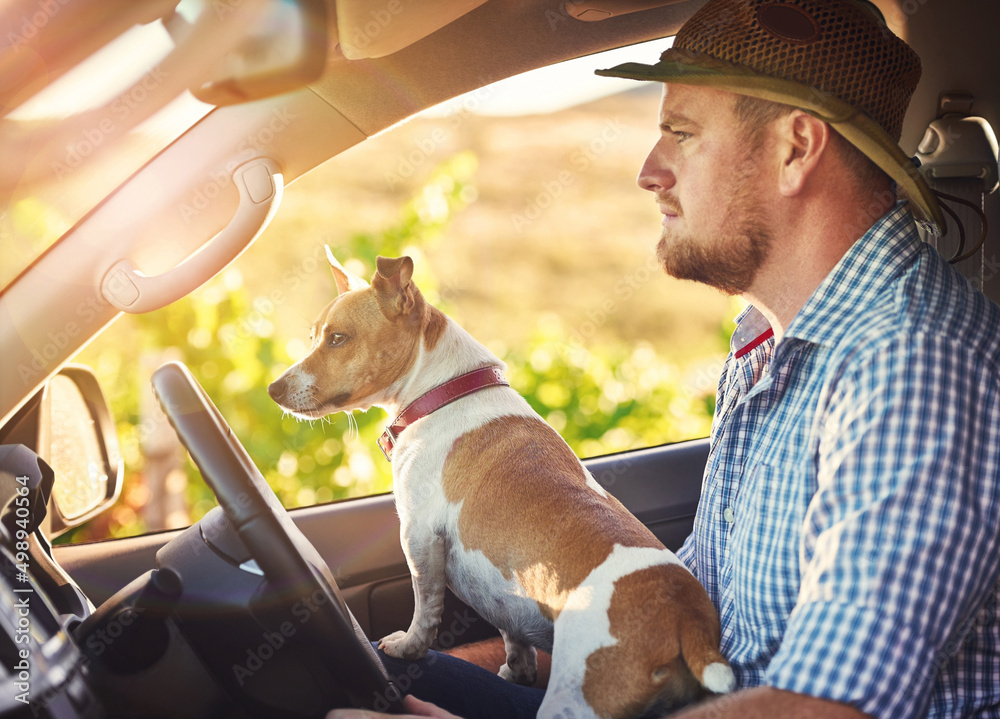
[325, 245, 369, 295]
[375, 256, 414, 285]
[373, 255, 417, 318]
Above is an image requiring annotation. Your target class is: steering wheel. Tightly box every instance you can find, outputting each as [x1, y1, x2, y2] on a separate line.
[151, 360, 405, 714]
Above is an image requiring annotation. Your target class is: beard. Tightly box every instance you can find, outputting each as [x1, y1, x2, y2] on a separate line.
[655, 161, 773, 296]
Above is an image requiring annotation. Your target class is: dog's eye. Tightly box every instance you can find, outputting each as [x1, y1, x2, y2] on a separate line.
[328, 333, 347, 347]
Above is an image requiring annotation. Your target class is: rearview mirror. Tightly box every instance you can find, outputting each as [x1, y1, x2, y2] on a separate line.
[167, 0, 328, 106]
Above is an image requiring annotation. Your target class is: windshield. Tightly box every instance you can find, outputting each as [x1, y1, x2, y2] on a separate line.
[56, 40, 736, 542]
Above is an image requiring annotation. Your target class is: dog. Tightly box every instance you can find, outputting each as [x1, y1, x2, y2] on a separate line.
[268, 249, 735, 718]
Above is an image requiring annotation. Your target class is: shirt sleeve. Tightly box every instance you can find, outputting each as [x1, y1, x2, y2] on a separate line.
[764, 332, 1000, 718]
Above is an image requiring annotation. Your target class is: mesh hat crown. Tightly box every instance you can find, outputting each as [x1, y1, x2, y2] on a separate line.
[597, 0, 943, 232]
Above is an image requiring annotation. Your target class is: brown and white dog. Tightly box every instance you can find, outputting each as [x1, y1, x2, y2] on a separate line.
[268, 250, 734, 718]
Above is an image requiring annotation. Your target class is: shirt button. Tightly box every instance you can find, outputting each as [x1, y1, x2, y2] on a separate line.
[723, 507, 735, 523]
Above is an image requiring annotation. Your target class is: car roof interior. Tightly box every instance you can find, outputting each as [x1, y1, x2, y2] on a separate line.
[1, 0, 998, 426]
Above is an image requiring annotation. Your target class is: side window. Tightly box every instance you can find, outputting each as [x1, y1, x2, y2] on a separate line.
[64, 44, 734, 543]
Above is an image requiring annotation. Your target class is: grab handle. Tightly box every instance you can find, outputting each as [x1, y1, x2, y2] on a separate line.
[101, 157, 283, 313]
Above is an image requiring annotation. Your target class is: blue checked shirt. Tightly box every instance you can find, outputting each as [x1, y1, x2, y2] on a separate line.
[677, 203, 1000, 718]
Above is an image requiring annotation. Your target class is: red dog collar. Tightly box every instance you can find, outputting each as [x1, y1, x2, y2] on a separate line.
[378, 366, 509, 461]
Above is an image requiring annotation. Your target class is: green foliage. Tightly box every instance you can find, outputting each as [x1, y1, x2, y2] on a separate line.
[64, 152, 717, 543]
[505, 316, 714, 458]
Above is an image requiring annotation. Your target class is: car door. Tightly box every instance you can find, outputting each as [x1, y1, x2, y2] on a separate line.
[54, 438, 706, 643]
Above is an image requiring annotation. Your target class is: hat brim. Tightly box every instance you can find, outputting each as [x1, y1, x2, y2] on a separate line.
[597, 51, 944, 234]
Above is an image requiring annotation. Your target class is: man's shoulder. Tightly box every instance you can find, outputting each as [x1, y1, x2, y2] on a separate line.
[829, 242, 1000, 375]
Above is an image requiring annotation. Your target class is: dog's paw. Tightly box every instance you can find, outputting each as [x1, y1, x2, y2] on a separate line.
[497, 652, 538, 687]
[498, 640, 538, 686]
[499, 660, 537, 686]
[378, 631, 430, 661]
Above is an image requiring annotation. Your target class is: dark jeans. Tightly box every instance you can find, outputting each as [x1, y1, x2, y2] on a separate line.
[376, 646, 545, 718]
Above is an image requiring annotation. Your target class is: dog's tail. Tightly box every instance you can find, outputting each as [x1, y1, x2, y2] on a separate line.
[680, 619, 736, 694]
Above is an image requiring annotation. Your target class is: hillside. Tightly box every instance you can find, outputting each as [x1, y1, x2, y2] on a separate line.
[242, 84, 734, 367]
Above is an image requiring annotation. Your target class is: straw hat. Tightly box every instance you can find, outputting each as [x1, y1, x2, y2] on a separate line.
[597, 0, 944, 233]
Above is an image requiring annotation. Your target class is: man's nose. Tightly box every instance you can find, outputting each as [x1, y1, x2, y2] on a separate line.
[636, 141, 676, 193]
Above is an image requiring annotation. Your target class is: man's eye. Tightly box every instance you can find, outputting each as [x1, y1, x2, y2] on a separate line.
[328, 333, 347, 347]
[661, 125, 692, 145]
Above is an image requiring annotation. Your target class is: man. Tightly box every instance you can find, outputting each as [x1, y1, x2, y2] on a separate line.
[332, 1, 1000, 717]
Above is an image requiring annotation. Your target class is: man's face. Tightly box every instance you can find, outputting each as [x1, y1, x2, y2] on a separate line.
[638, 84, 773, 296]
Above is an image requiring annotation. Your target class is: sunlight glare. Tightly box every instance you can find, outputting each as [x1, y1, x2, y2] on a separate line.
[425, 39, 670, 118]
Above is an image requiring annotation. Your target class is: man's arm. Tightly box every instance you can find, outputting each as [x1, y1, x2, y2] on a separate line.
[759, 333, 1000, 715]
[673, 687, 870, 719]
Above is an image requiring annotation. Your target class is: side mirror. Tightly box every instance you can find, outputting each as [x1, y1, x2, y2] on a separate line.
[40, 366, 124, 535]
[0, 365, 123, 537]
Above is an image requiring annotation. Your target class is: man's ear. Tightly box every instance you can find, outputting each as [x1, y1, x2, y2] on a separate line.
[776, 110, 830, 197]
[326, 245, 369, 295]
[373, 255, 417, 318]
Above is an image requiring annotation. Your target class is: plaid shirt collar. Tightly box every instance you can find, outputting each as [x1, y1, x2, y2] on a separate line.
[732, 202, 919, 356]
[785, 202, 919, 348]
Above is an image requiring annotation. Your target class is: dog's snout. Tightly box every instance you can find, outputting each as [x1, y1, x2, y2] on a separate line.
[267, 377, 287, 401]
